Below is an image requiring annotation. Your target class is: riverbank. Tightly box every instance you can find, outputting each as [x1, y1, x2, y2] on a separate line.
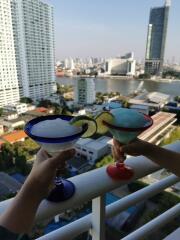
[56, 76, 180, 97]
[60, 75, 180, 83]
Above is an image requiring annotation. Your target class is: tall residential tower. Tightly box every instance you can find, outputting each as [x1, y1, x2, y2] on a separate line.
[145, 0, 171, 76]
[11, 0, 57, 100]
[0, 0, 20, 107]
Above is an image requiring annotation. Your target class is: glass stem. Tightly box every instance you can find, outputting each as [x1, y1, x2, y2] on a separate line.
[55, 169, 64, 187]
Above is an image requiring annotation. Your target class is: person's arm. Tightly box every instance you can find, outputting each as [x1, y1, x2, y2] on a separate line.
[0, 148, 75, 235]
[113, 139, 180, 177]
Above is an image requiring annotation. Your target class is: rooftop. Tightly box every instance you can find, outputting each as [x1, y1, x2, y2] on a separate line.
[147, 92, 170, 104]
[76, 138, 93, 146]
[86, 139, 109, 150]
[1, 130, 27, 144]
[35, 107, 49, 113]
[139, 111, 176, 141]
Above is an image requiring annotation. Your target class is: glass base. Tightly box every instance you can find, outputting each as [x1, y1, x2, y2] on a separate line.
[107, 163, 134, 180]
[47, 179, 75, 202]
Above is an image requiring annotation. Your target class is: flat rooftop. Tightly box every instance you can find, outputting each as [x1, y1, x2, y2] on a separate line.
[107, 111, 176, 145]
[76, 136, 112, 151]
[139, 111, 176, 140]
[76, 138, 93, 146]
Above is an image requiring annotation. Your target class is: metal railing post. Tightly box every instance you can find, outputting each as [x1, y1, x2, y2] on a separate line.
[91, 195, 106, 240]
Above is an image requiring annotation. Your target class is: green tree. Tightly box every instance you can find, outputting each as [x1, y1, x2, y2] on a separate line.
[20, 97, 33, 104]
[0, 152, 6, 171]
[174, 96, 180, 103]
[96, 155, 114, 168]
[1, 143, 14, 169]
[15, 154, 27, 174]
[160, 127, 180, 146]
[139, 73, 151, 79]
[54, 106, 62, 114]
[0, 108, 3, 116]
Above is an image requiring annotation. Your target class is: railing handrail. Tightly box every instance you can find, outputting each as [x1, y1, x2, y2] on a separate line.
[122, 203, 180, 240]
[0, 141, 179, 223]
[36, 174, 179, 240]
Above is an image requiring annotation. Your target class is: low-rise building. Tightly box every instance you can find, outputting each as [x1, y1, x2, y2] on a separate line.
[129, 104, 150, 115]
[24, 107, 53, 117]
[1, 130, 27, 144]
[4, 103, 28, 115]
[147, 92, 171, 105]
[138, 111, 176, 144]
[2, 111, 18, 121]
[75, 136, 112, 164]
[0, 125, 4, 135]
[0, 116, 26, 131]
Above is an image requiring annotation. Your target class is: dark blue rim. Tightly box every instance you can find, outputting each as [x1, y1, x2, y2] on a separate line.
[24, 115, 87, 143]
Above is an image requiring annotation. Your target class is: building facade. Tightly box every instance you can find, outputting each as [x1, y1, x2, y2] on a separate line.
[11, 0, 57, 100]
[0, 0, 20, 107]
[105, 52, 136, 76]
[145, 0, 171, 76]
[74, 78, 96, 105]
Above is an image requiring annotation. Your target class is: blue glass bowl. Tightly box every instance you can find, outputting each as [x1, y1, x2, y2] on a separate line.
[24, 115, 87, 153]
[103, 113, 153, 144]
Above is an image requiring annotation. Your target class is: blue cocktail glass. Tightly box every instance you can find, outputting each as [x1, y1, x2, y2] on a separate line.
[103, 113, 153, 180]
[24, 115, 87, 202]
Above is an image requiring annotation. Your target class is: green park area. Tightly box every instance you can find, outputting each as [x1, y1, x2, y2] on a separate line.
[160, 127, 180, 146]
[0, 139, 39, 175]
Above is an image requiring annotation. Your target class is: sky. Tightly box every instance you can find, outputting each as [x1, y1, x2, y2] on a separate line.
[43, 0, 180, 62]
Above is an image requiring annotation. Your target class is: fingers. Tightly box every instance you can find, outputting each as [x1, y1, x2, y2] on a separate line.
[112, 145, 126, 163]
[36, 148, 50, 163]
[113, 138, 123, 150]
[49, 149, 76, 168]
[121, 141, 141, 156]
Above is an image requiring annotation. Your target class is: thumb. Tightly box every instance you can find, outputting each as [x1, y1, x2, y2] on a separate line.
[122, 142, 140, 156]
[121, 144, 130, 154]
[48, 149, 76, 168]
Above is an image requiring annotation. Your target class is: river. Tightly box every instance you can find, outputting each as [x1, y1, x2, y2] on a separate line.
[56, 77, 180, 97]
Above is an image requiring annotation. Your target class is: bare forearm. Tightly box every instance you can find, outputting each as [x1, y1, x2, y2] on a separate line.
[0, 178, 43, 234]
[142, 142, 180, 177]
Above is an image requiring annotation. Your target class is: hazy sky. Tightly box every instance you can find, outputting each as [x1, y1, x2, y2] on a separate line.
[43, 0, 179, 62]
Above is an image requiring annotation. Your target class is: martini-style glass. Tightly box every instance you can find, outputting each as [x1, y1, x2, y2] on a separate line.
[102, 110, 153, 180]
[24, 115, 88, 202]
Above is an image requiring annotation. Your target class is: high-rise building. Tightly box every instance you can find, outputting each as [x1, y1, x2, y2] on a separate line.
[74, 78, 96, 105]
[0, 0, 20, 107]
[145, 0, 171, 76]
[105, 52, 136, 76]
[11, 0, 57, 100]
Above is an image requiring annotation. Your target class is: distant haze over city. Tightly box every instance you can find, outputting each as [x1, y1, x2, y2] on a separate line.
[43, 0, 180, 62]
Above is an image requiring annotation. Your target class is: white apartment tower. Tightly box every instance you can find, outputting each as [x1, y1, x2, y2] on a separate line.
[75, 78, 96, 105]
[0, 0, 20, 107]
[11, 0, 57, 100]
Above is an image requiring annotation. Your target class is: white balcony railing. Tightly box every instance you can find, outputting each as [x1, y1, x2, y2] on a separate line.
[0, 141, 179, 240]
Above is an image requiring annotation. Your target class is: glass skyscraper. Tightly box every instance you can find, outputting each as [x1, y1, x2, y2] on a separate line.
[145, 0, 171, 76]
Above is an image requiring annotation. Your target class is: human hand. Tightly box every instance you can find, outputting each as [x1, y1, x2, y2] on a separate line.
[26, 148, 75, 198]
[112, 138, 148, 161]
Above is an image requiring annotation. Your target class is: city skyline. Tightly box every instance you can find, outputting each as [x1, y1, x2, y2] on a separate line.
[43, 0, 180, 62]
